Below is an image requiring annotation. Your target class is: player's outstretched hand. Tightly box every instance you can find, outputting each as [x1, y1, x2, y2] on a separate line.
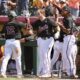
[20, 38, 26, 43]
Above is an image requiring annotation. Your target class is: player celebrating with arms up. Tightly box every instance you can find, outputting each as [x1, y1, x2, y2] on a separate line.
[32, 9, 58, 78]
[57, 7, 80, 78]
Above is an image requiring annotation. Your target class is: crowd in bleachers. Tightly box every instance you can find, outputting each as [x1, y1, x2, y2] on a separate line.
[0, 0, 80, 17]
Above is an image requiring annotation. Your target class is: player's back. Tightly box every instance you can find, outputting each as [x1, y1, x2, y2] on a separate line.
[3, 21, 23, 39]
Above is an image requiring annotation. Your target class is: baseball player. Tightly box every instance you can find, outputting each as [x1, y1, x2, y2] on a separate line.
[57, 7, 79, 78]
[32, 9, 57, 77]
[0, 12, 26, 78]
[51, 29, 64, 70]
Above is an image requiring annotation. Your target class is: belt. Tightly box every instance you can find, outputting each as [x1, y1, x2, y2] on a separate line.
[6, 38, 20, 40]
[64, 33, 72, 37]
[64, 32, 73, 36]
[55, 39, 63, 42]
[6, 38, 15, 39]
[41, 37, 51, 39]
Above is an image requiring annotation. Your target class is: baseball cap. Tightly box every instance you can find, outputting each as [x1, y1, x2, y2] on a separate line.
[60, 0, 66, 3]
[62, 6, 70, 13]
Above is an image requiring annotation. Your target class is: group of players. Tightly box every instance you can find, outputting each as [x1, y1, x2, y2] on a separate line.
[0, 0, 80, 79]
[32, 8, 80, 79]
[32, 0, 80, 79]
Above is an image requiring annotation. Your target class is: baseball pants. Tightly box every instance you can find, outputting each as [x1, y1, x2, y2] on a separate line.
[51, 41, 63, 70]
[37, 37, 54, 76]
[1, 39, 22, 76]
[62, 35, 77, 76]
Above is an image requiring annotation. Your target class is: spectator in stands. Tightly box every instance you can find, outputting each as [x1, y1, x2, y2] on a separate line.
[67, 0, 80, 18]
[58, 0, 68, 9]
[0, 0, 1, 5]
[0, 0, 8, 15]
[0, 0, 17, 15]
[49, 0, 68, 20]
[7, 0, 17, 11]
[79, 3, 80, 17]
[17, 0, 30, 17]
[7, 0, 17, 17]
[32, 0, 44, 16]
[50, 0, 75, 21]
[33, 0, 44, 9]
[43, 0, 57, 18]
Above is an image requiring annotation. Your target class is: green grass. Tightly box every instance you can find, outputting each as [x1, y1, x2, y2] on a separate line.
[0, 78, 19, 80]
[0, 77, 40, 80]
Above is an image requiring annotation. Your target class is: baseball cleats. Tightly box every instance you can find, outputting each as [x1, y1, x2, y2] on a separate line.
[69, 75, 78, 79]
[17, 75, 23, 78]
[38, 74, 51, 78]
[0, 73, 7, 78]
[62, 74, 78, 79]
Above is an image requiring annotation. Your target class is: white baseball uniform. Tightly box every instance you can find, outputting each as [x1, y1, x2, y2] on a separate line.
[51, 41, 63, 70]
[62, 34, 77, 76]
[37, 37, 54, 76]
[1, 39, 22, 76]
[0, 19, 26, 77]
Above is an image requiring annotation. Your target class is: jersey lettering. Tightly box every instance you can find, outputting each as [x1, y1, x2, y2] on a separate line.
[6, 26, 15, 35]
[39, 24, 48, 32]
